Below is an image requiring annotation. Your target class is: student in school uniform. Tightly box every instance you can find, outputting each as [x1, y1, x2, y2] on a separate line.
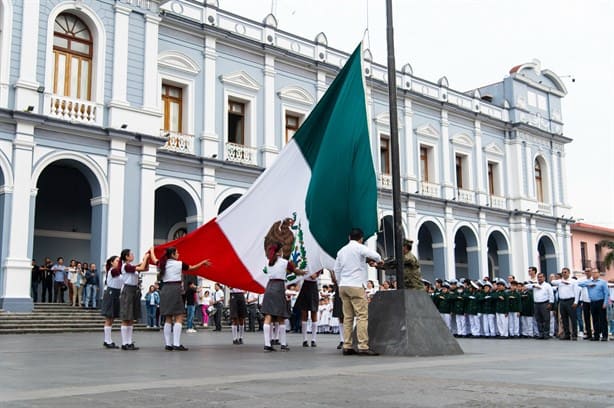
[295, 269, 322, 347]
[101, 255, 121, 349]
[118, 249, 150, 351]
[149, 246, 211, 351]
[229, 287, 247, 344]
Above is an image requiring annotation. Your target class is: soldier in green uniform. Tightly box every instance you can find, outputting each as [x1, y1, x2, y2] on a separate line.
[519, 281, 535, 338]
[466, 281, 481, 337]
[508, 280, 522, 338]
[480, 281, 496, 337]
[494, 280, 510, 338]
[436, 282, 453, 333]
[452, 283, 467, 337]
[402, 239, 422, 289]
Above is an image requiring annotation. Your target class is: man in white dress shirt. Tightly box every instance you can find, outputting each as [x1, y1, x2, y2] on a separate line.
[335, 228, 383, 356]
[550, 267, 580, 340]
[527, 272, 554, 339]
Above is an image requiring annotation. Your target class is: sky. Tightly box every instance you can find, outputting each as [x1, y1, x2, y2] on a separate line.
[220, 0, 614, 228]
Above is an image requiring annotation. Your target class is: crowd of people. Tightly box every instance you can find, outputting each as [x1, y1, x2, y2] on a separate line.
[30, 257, 100, 308]
[429, 267, 614, 341]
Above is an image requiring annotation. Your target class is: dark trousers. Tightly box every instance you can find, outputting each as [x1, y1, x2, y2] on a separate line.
[42, 280, 53, 302]
[558, 299, 577, 338]
[214, 302, 223, 330]
[31, 281, 39, 303]
[53, 282, 65, 303]
[534, 302, 550, 338]
[246, 304, 257, 332]
[582, 301, 592, 337]
[589, 300, 608, 340]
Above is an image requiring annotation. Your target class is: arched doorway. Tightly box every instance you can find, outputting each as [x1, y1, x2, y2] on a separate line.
[218, 193, 242, 215]
[487, 230, 510, 280]
[538, 235, 557, 277]
[153, 185, 198, 245]
[33, 160, 103, 266]
[454, 226, 479, 281]
[417, 221, 445, 283]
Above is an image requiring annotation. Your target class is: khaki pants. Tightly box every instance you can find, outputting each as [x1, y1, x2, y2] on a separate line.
[339, 286, 369, 351]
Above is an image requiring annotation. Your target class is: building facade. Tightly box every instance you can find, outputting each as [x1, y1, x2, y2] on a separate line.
[0, 0, 572, 311]
[570, 223, 614, 280]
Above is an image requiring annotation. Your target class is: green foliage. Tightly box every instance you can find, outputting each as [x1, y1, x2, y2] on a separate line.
[599, 240, 614, 269]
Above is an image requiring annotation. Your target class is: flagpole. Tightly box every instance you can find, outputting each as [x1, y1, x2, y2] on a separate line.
[384, 0, 404, 288]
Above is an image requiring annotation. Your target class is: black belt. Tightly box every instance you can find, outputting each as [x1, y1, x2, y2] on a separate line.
[231, 292, 244, 296]
[559, 298, 574, 301]
[590, 299, 605, 303]
[534, 300, 549, 304]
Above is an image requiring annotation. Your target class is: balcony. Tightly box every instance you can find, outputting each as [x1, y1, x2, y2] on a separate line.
[46, 95, 101, 125]
[490, 195, 506, 209]
[537, 202, 552, 215]
[225, 142, 258, 165]
[160, 130, 195, 155]
[420, 181, 440, 198]
[378, 173, 392, 190]
[457, 188, 475, 204]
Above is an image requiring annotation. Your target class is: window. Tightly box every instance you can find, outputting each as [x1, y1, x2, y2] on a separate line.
[53, 13, 92, 100]
[228, 100, 245, 145]
[420, 146, 429, 182]
[535, 160, 544, 202]
[161, 84, 183, 133]
[380, 135, 391, 175]
[455, 155, 464, 189]
[580, 241, 588, 269]
[285, 113, 300, 143]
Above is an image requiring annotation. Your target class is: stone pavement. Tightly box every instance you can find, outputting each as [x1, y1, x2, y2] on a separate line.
[0, 330, 613, 407]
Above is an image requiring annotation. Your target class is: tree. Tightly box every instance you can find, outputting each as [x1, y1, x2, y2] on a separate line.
[599, 239, 614, 269]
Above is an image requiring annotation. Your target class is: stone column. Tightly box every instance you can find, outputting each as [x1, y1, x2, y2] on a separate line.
[14, 0, 41, 111]
[106, 139, 127, 257]
[525, 142, 534, 200]
[440, 110, 453, 199]
[474, 119, 486, 205]
[477, 210, 488, 279]
[403, 97, 416, 193]
[509, 215, 529, 280]
[261, 53, 277, 167]
[142, 14, 161, 112]
[444, 205, 455, 279]
[201, 36, 218, 158]
[110, 4, 131, 106]
[550, 148, 560, 207]
[138, 144, 158, 255]
[201, 166, 217, 222]
[316, 69, 327, 100]
[0, 121, 36, 312]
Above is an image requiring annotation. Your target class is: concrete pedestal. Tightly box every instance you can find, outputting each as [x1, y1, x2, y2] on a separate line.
[368, 289, 463, 356]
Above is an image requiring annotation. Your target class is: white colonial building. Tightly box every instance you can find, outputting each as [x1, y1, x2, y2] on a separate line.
[0, 0, 572, 311]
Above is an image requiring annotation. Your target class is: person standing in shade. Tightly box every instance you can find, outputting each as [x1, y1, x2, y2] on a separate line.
[577, 268, 610, 341]
[295, 269, 322, 347]
[40, 257, 54, 303]
[101, 255, 121, 349]
[84, 265, 100, 309]
[335, 228, 383, 356]
[261, 243, 305, 352]
[149, 247, 211, 351]
[229, 287, 247, 344]
[527, 273, 554, 339]
[119, 249, 150, 351]
[145, 285, 160, 328]
[579, 268, 593, 339]
[31, 259, 41, 303]
[185, 281, 198, 333]
[550, 267, 580, 340]
[52, 257, 68, 303]
[212, 283, 225, 331]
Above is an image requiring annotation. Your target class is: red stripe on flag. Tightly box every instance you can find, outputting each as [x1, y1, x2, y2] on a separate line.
[153, 218, 265, 293]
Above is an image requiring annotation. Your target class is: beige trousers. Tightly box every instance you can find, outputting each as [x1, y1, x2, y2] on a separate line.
[339, 286, 369, 351]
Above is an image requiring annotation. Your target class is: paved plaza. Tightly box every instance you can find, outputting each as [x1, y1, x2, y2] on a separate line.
[0, 330, 613, 407]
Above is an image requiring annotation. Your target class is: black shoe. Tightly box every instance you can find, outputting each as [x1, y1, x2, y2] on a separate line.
[238, 338, 243, 344]
[303, 341, 309, 347]
[280, 345, 290, 352]
[342, 348, 357, 356]
[311, 341, 317, 347]
[590, 337, 599, 341]
[357, 349, 379, 356]
[337, 341, 344, 350]
[233, 339, 239, 345]
[103, 342, 119, 349]
[121, 343, 139, 351]
[272, 339, 280, 345]
[165, 345, 174, 351]
[264, 345, 276, 352]
[173, 345, 188, 351]
[571, 337, 578, 341]
[601, 338, 608, 342]
[559, 336, 570, 340]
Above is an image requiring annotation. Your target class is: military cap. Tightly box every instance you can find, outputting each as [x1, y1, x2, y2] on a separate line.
[470, 280, 480, 289]
[483, 281, 493, 288]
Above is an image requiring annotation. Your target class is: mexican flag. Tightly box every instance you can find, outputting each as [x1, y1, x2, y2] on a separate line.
[154, 44, 377, 292]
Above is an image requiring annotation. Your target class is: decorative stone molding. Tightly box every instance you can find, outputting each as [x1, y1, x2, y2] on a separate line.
[219, 71, 261, 91]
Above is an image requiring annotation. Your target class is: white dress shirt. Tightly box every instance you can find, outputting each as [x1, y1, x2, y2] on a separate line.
[550, 279, 580, 303]
[334, 240, 381, 288]
[527, 282, 554, 303]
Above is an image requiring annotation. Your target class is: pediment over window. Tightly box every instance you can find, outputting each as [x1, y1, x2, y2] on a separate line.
[277, 86, 314, 106]
[415, 123, 440, 140]
[158, 51, 200, 75]
[450, 133, 474, 148]
[373, 112, 402, 129]
[219, 71, 261, 91]
[483, 142, 504, 156]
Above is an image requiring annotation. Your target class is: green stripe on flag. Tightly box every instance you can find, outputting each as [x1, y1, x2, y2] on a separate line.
[293, 45, 378, 258]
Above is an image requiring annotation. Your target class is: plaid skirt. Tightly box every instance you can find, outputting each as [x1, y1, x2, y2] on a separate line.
[294, 280, 319, 312]
[101, 287, 121, 319]
[160, 283, 185, 316]
[261, 280, 289, 318]
[119, 285, 141, 321]
[229, 293, 247, 319]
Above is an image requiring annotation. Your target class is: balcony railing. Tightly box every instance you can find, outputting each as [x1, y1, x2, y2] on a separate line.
[457, 188, 475, 204]
[420, 181, 440, 198]
[160, 130, 194, 155]
[490, 195, 506, 209]
[47, 95, 100, 125]
[378, 173, 392, 189]
[225, 142, 258, 165]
